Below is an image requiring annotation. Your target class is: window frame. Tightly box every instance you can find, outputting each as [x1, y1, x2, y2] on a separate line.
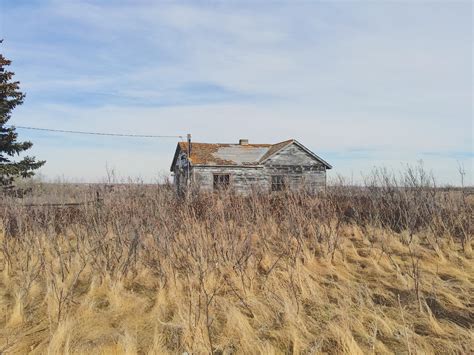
[213, 173, 231, 190]
[271, 175, 286, 192]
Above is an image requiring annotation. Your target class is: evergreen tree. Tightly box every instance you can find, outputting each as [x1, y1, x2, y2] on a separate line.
[0, 40, 45, 187]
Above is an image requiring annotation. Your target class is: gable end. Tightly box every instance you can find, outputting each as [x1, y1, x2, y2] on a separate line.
[260, 140, 332, 169]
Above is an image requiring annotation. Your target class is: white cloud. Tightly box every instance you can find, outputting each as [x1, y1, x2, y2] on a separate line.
[2, 0, 472, 184]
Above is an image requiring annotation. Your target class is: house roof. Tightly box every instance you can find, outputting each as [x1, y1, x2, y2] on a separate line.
[170, 139, 332, 171]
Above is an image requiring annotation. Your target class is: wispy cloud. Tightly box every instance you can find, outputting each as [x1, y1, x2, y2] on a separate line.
[422, 151, 474, 159]
[1, 0, 472, 184]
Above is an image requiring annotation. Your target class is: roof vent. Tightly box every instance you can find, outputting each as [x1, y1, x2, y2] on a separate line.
[239, 139, 249, 145]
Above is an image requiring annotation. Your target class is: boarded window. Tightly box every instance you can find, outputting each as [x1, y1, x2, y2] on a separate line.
[271, 175, 285, 191]
[213, 174, 230, 190]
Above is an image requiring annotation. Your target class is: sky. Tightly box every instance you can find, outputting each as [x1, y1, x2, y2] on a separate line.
[0, 0, 472, 185]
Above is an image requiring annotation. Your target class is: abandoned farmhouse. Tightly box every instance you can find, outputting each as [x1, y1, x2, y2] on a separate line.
[170, 139, 332, 194]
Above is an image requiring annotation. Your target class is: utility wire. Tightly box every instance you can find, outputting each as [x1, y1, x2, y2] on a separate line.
[7, 125, 184, 139]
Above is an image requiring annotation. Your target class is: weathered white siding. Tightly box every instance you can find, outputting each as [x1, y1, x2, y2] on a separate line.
[193, 166, 269, 193]
[263, 143, 326, 192]
[264, 166, 326, 192]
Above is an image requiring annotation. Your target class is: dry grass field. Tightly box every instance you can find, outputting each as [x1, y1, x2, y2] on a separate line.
[0, 168, 472, 354]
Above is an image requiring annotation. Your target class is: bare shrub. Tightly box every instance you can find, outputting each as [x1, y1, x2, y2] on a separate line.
[0, 166, 472, 353]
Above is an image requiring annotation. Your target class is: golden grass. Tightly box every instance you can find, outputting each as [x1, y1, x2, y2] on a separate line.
[0, 180, 472, 354]
[0, 225, 472, 354]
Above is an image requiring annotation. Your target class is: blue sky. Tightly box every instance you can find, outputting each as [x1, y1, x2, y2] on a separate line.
[1, 0, 472, 184]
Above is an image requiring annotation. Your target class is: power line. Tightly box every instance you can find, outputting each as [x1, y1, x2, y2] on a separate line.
[7, 125, 184, 139]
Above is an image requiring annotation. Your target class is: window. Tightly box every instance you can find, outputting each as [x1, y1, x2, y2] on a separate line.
[213, 174, 230, 190]
[271, 175, 285, 191]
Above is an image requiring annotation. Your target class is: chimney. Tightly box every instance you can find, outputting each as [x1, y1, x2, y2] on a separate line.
[239, 139, 249, 145]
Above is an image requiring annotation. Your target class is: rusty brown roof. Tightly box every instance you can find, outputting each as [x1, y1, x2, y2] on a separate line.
[176, 142, 272, 165]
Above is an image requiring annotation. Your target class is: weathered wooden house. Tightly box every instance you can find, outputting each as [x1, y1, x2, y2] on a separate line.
[170, 138, 332, 194]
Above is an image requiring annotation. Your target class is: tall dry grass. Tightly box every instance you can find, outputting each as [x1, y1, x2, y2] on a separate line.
[0, 167, 472, 354]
